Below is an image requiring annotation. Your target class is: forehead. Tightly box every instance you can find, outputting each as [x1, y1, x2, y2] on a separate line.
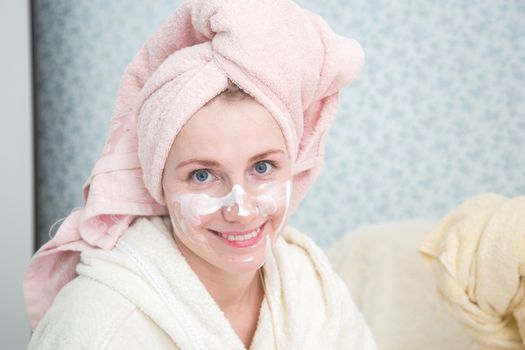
[170, 97, 287, 161]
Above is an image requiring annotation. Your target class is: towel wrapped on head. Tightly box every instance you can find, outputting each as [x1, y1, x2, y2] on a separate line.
[420, 194, 525, 350]
[24, 0, 364, 330]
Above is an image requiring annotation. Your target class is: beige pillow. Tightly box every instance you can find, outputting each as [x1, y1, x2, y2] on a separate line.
[327, 220, 480, 350]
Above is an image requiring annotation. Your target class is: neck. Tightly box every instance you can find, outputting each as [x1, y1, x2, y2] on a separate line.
[173, 235, 263, 310]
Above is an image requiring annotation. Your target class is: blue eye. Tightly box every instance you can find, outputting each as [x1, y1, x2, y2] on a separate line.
[191, 170, 212, 183]
[254, 161, 273, 175]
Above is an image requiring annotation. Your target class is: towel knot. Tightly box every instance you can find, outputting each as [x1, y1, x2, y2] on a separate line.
[421, 194, 525, 349]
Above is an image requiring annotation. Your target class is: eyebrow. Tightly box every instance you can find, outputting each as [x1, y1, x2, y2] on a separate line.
[176, 149, 285, 170]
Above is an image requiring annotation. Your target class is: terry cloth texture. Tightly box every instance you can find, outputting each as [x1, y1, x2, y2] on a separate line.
[420, 194, 525, 350]
[23, 0, 364, 329]
[28, 217, 377, 350]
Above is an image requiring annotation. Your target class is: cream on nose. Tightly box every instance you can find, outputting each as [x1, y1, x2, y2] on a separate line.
[222, 185, 259, 222]
[229, 185, 258, 216]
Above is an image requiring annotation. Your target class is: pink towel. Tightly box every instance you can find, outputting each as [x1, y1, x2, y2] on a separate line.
[24, 0, 364, 330]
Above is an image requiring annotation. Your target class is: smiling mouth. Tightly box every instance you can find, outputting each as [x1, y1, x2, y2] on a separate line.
[208, 222, 266, 242]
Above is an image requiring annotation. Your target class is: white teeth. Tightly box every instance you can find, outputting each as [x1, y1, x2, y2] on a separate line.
[218, 227, 259, 242]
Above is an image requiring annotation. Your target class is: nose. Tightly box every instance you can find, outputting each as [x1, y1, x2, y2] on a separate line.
[221, 185, 259, 224]
[221, 204, 258, 224]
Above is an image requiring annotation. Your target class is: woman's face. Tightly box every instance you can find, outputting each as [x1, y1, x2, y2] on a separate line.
[162, 96, 291, 274]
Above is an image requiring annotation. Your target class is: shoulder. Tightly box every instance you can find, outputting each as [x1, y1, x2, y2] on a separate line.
[29, 216, 178, 350]
[28, 275, 137, 349]
[29, 273, 178, 350]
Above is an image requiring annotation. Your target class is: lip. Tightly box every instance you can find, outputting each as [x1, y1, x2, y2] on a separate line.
[208, 222, 266, 248]
[213, 225, 264, 236]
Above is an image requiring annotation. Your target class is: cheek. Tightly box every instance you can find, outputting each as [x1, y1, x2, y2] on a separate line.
[168, 199, 216, 232]
[165, 199, 190, 234]
[267, 202, 288, 233]
[195, 213, 217, 229]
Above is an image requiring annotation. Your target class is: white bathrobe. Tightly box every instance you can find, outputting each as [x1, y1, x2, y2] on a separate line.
[28, 217, 376, 349]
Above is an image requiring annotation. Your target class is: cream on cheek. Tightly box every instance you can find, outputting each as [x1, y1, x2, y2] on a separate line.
[163, 146, 291, 264]
[165, 152, 292, 226]
[170, 181, 290, 225]
[167, 180, 291, 241]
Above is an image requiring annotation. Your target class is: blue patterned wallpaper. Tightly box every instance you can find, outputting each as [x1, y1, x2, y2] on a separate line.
[34, 0, 525, 248]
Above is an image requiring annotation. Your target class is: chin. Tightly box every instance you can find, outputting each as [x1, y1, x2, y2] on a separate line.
[213, 252, 267, 274]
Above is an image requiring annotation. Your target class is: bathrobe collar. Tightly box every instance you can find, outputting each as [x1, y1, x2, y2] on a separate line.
[76, 216, 343, 349]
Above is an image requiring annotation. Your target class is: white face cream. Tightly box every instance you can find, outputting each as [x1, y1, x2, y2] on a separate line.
[161, 96, 293, 274]
[170, 180, 290, 226]
[166, 180, 291, 268]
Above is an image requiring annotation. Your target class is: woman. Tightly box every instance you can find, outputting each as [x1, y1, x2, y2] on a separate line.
[25, 0, 376, 348]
